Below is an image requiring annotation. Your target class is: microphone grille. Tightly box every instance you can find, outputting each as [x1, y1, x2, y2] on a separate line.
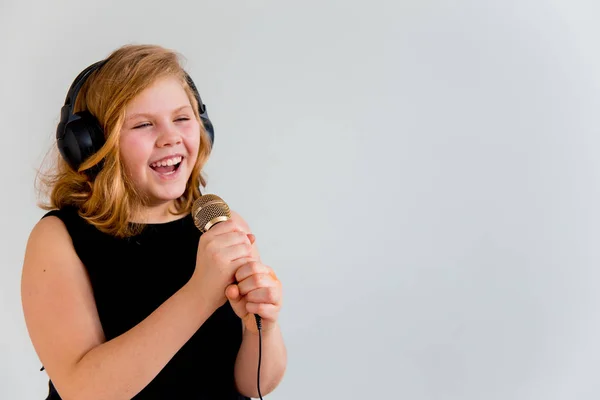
[192, 194, 231, 232]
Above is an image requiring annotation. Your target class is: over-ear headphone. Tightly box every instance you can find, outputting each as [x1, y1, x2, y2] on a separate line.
[56, 59, 215, 174]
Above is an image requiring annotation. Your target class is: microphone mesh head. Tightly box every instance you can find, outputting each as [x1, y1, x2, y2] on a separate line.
[192, 194, 231, 232]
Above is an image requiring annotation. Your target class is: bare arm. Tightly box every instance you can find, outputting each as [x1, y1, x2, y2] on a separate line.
[21, 216, 250, 400]
[228, 211, 288, 397]
[235, 323, 287, 397]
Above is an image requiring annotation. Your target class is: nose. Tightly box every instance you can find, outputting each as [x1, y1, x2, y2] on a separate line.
[156, 124, 182, 148]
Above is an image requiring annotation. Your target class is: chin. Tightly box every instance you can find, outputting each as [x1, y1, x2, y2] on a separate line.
[151, 183, 188, 202]
[130, 159, 195, 205]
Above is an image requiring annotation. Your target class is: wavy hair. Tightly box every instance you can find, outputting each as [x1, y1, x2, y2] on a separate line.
[36, 44, 212, 238]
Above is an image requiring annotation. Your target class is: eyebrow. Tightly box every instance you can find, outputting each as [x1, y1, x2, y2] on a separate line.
[125, 105, 192, 121]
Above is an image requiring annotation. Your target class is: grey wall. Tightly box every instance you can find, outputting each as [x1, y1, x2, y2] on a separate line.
[1, 0, 600, 399]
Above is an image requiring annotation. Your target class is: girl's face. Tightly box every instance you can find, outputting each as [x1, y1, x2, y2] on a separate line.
[119, 76, 200, 212]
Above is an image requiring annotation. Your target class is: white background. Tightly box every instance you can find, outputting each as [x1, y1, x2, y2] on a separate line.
[1, 0, 600, 399]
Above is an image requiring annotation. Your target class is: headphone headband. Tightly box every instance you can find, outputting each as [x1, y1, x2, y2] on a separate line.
[63, 60, 108, 110]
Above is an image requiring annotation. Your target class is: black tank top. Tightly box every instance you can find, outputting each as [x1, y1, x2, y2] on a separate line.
[41, 207, 249, 400]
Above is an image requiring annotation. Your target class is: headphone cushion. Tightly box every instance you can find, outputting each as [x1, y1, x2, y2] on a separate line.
[58, 111, 105, 171]
[201, 115, 214, 147]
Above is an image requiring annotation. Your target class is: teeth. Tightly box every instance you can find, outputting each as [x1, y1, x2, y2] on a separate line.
[150, 156, 182, 168]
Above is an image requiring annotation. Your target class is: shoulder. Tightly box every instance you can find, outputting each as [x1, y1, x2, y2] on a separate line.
[230, 210, 251, 232]
[23, 212, 77, 272]
[40, 206, 79, 223]
[30, 211, 72, 245]
[21, 212, 86, 329]
[23, 207, 90, 279]
[37, 206, 95, 241]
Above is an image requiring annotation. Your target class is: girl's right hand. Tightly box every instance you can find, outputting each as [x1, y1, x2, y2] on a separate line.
[190, 219, 254, 311]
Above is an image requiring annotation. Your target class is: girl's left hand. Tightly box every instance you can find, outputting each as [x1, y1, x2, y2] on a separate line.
[225, 260, 282, 333]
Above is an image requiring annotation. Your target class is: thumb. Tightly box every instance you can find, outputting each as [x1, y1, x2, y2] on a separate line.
[247, 233, 256, 245]
[225, 284, 241, 302]
[225, 284, 248, 319]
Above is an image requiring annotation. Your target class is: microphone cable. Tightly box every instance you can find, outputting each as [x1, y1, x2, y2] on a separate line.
[255, 314, 263, 400]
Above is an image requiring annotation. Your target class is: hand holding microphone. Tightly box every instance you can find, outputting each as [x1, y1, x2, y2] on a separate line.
[191, 194, 282, 333]
[226, 260, 281, 334]
[189, 195, 254, 311]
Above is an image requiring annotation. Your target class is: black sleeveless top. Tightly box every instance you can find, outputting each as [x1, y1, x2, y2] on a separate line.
[42, 207, 249, 400]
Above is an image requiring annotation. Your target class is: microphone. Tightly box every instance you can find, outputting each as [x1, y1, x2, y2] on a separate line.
[191, 193, 231, 232]
[191, 194, 264, 399]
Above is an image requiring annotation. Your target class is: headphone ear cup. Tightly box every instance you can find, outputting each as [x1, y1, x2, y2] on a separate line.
[200, 115, 214, 148]
[57, 111, 105, 172]
[186, 73, 214, 149]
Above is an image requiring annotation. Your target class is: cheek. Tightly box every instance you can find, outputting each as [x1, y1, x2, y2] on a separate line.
[120, 135, 151, 174]
[184, 125, 201, 159]
[188, 136, 200, 157]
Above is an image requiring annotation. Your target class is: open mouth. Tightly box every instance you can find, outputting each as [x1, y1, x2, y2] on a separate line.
[149, 155, 184, 175]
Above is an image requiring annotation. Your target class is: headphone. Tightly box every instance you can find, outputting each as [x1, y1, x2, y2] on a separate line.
[56, 59, 215, 174]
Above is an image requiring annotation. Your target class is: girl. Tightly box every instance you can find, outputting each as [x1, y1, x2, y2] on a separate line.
[21, 44, 287, 400]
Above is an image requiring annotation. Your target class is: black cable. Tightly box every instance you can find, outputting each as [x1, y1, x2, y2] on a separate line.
[255, 314, 263, 400]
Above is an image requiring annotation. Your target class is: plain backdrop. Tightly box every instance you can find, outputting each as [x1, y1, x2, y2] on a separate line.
[2, 0, 600, 399]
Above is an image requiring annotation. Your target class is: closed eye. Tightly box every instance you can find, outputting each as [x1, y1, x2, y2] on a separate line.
[131, 117, 189, 129]
[133, 122, 152, 129]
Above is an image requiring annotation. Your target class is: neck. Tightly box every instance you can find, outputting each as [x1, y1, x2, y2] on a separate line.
[132, 200, 186, 224]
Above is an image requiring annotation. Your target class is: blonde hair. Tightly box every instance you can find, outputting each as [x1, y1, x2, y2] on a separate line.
[36, 44, 212, 238]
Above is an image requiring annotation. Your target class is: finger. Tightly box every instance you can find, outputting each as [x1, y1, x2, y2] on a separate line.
[268, 269, 278, 282]
[225, 284, 240, 301]
[220, 242, 254, 263]
[209, 231, 250, 249]
[235, 261, 270, 282]
[246, 302, 279, 320]
[245, 287, 281, 305]
[230, 210, 252, 234]
[237, 272, 278, 296]
[202, 219, 241, 236]
[204, 232, 250, 259]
